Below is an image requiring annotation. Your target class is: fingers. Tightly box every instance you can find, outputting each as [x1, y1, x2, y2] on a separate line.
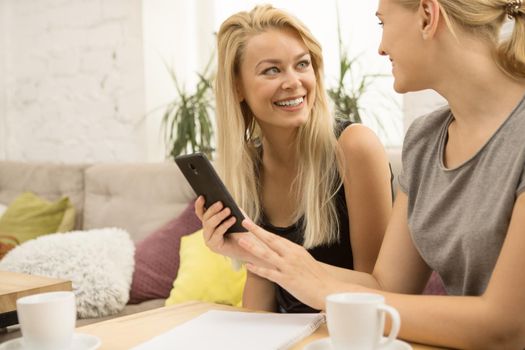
[206, 216, 236, 247]
[199, 200, 232, 241]
[194, 196, 205, 220]
[238, 234, 283, 269]
[245, 262, 282, 285]
[242, 218, 289, 257]
[205, 205, 231, 230]
[196, 197, 229, 223]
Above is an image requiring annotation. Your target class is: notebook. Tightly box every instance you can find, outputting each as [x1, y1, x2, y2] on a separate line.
[131, 310, 325, 350]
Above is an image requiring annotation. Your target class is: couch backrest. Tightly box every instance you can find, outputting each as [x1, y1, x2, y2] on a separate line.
[0, 148, 402, 242]
[0, 161, 87, 228]
[83, 162, 196, 242]
[0, 161, 197, 242]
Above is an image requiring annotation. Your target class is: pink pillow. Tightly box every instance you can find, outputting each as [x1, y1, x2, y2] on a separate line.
[129, 202, 202, 304]
[423, 271, 447, 295]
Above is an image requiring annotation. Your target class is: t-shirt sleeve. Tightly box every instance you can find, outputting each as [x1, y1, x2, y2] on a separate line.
[399, 106, 450, 195]
[517, 163, 525, 196]
[398, 116, 425, 194]
[398, 157, 409, 194]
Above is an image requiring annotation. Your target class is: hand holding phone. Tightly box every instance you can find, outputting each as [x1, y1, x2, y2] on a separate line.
[175, 153, 245, 234]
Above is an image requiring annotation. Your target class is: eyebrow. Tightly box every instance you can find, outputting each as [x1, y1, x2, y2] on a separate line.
[255, 52, 310, 70]
[375, 11, 382, 16]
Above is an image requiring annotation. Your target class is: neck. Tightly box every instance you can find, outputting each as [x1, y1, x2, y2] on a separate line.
[430, 31, 525, 128]
[440, 75, 524, 127]
[260, 126, 299, 169]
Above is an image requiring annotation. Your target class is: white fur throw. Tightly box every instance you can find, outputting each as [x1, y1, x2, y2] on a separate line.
[0, 228, 135, 319]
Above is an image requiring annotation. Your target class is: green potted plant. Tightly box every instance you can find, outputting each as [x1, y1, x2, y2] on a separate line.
[327, 12, 387, 125]
[161, 55, 215, 160]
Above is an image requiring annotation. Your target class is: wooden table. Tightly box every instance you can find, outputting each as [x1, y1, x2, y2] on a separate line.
[0, 270, 72, 327]
[78, 301, 444, 349]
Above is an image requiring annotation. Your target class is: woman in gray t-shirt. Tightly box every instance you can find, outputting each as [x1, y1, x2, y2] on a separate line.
[204, 0, 525, 348]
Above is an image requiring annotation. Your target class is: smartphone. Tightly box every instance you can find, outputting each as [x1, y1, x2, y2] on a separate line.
[175, 152, 245, 234]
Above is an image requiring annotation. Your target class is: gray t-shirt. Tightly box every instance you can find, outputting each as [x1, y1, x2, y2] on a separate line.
[399, 95, 525, 296]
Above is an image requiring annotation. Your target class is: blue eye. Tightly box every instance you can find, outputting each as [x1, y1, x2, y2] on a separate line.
[297, 60, 311, 69]
[263, 67, 280, 75]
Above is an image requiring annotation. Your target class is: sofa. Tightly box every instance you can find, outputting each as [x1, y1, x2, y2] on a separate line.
[0, 160, 199, 341]
[0, 148, 409, 342]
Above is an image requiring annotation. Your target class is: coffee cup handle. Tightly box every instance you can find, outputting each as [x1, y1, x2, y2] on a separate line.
[377, 304, 401, 348]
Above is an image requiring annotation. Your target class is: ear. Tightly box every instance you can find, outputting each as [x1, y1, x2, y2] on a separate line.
[418, 0, 440, 39]
[234, 75, 244, 102]
[236, 80, 245, 102]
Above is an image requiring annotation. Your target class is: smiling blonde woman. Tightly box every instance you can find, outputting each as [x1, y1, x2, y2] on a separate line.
[195, 5, 393, 314]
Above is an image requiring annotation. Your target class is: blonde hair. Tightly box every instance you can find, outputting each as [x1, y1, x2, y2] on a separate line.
[215, 5, 342, 248]
[397, 0, 525, 79]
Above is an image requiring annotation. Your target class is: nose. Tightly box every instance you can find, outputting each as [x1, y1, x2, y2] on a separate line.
[378, 39, 387, 56]
[281, 70, 302, 90]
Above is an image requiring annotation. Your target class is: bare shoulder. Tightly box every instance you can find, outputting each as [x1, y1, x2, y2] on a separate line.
[337, 123, 387, 162]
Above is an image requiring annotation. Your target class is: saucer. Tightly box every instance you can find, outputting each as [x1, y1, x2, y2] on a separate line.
[0, 333, 101, 350]
[304, 336, 412, 350]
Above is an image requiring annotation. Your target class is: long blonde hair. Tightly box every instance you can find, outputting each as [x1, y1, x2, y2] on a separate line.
[215, 5, 342, 248]
[397, 0, 525, 79]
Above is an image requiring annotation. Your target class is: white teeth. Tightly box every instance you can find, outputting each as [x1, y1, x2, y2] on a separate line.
[275, 97, 304, 107]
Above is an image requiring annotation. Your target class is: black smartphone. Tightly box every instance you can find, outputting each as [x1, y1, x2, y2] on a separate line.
[175, 152, 245, 234]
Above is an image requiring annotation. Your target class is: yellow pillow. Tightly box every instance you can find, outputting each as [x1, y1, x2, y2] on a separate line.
[0, 192, 74, 244]
[165, 229, 246, 307]
[56, 201, 76, 233]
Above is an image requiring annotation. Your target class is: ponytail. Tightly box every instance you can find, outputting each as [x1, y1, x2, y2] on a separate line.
[496, 5, 525, 79]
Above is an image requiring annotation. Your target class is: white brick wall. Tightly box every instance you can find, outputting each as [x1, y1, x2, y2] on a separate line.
[0, 0, 146, 163]
[0, 1, 448, 163]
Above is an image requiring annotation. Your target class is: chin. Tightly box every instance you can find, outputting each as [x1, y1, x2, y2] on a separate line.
[392, 75, 428, 94]
[295, 112, 310, 126]
[392, 80, 409, 94]
[283, 118, 307, 130]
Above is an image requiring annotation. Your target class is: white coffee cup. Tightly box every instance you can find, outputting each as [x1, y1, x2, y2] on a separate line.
[16, 291, 76, 350]
[326, 292, 401, 350]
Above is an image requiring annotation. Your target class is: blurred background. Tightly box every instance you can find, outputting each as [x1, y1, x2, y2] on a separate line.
[0, 0, 445, 164]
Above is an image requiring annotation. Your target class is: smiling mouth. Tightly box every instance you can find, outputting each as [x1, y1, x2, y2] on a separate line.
[274, 96, 305, 107]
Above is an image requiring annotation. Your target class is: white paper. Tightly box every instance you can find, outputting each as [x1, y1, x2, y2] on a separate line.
[131, 310, 325, 350]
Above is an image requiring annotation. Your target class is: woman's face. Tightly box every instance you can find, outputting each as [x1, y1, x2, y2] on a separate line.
[237, 28, 316, 131]
[376, 0, 429, 93]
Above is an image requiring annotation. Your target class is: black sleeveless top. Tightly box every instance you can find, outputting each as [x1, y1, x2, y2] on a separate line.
[258, 120, 354, 313]
[259, 182, 352, 313]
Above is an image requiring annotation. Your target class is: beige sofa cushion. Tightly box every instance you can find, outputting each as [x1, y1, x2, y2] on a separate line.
[0, 161, 87, 228]
[83, 162, 196, 242]
[387, 147, 402, 193]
